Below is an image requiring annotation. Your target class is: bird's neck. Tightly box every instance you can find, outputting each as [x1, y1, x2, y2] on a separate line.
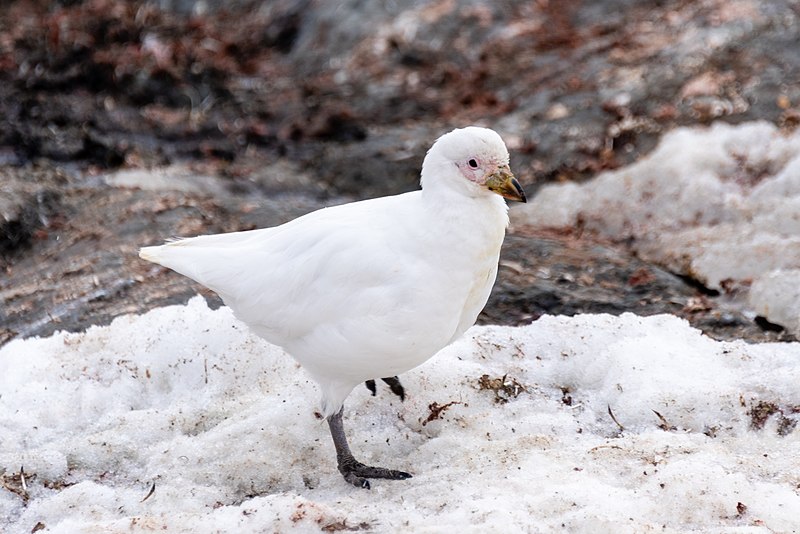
[418, 159, 510, 236]
[420, 182, 509, 239]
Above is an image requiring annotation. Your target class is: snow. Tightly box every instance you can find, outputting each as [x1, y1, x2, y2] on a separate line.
[2, 297, 799, 533]
[517, 121, 800, 334]
[749, 270, 800, 336]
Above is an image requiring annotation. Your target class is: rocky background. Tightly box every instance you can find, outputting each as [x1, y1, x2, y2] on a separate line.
[2, 0, 800, 345]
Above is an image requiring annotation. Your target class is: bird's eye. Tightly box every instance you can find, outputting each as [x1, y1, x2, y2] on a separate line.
[468, 159, 479, 169]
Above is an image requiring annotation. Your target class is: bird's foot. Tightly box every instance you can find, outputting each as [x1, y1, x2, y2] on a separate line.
[363, 376, 405, 401]
[381, 376, 405, 401]
[337, 457, 412, 489]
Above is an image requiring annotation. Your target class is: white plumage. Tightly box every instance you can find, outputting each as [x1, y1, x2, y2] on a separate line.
[140, 126, 525, 488]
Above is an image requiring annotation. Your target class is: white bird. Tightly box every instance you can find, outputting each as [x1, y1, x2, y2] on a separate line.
[139, 126, 526, 488]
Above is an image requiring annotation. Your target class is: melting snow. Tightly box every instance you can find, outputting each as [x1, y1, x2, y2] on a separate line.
[2, 297, 798, 532]
[517, 121, 800, 335]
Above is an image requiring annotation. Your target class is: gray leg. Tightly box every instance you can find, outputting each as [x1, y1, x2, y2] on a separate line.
[327, 406, 412, 489]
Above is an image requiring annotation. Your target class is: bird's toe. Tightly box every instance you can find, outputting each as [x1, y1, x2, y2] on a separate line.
[342, 471, 371, 489]
[338, 460, 412, 488]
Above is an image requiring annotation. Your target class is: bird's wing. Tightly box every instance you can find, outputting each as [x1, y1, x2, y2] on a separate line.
[227, 194, 465, 356]
[140, 193, 461, 358]
[138, 196, 391, 301]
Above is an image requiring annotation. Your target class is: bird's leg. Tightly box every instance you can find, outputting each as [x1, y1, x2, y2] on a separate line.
[363, 376, 405, 400]
[380, 376, 405, 401]
[326, 406, 412, 489]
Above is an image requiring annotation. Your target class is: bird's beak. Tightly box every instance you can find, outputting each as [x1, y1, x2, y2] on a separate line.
[485, 165, 526, 203]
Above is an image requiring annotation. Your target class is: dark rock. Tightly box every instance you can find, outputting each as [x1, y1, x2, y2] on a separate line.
[4, 1, 800, 194]
[0, 167, 64, 257]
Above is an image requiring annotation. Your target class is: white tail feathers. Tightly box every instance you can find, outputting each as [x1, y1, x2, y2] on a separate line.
[139, 238, 190, 265]
[138, 228, 271, 306]
[138, 245, 163, 264]
[138, 240, 208, 278]
[137, 234, 260, 303]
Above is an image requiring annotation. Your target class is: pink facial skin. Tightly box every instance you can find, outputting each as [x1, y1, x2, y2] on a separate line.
[455, 156, 502, 186]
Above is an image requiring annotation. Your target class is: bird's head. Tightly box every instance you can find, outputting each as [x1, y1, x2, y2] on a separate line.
[421, 126, 526, 203]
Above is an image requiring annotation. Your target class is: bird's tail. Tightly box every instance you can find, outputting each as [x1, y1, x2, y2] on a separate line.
[138, 244, 167, 264]
[139, 239, 210, 285]
[139, 237, 198, 272]
[139, 230, 264, 300]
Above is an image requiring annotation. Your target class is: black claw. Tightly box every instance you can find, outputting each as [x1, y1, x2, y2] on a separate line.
[365, 379, 377, 396]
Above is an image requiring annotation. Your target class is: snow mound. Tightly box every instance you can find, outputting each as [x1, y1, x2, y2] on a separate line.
[749, 269, 800, 335]
[518, 121, 800, 333]
[1, 297, 799, 532]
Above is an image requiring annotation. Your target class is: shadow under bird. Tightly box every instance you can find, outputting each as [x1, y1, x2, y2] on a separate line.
[139, 126, 526, 489]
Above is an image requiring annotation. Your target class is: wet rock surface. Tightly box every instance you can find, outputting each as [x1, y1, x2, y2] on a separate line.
[2, 165, 788, 345]
[0, 162, 327, 344]
[484, 229, 789, 342]
[2, 0, 799, 345]
[0, 167, 64, 257]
